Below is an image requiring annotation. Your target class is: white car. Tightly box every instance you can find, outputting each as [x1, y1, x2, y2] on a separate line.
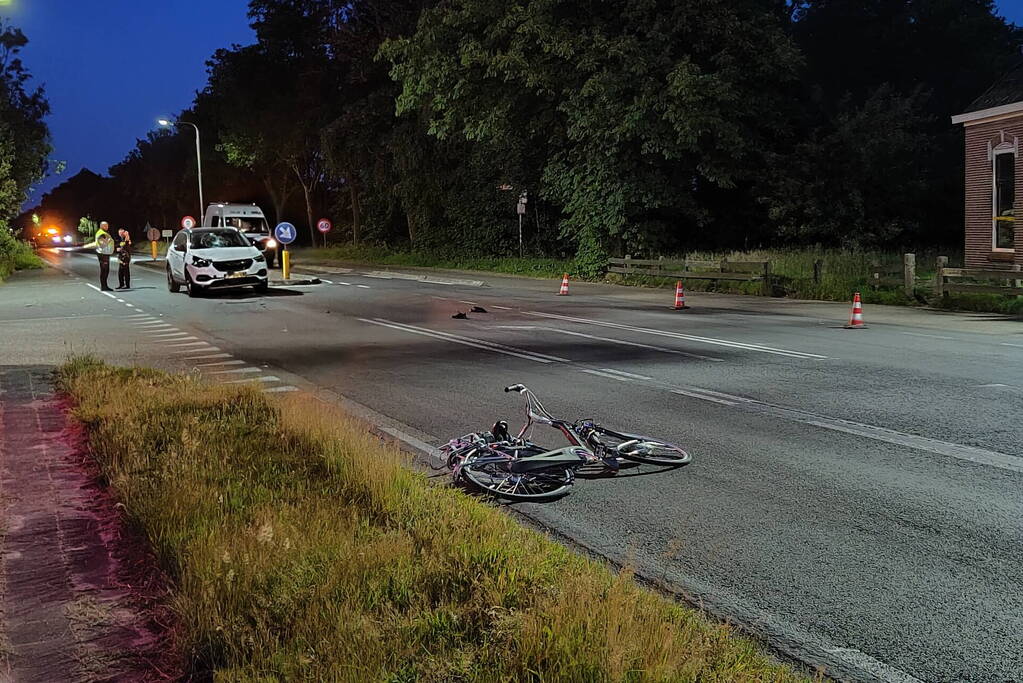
[166, 227, 268, 297]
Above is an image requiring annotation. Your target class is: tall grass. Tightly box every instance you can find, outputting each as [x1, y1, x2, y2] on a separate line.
[0, 234, 43, 281]
[304, 244, 573, 278]
[59, 358, 810, 682]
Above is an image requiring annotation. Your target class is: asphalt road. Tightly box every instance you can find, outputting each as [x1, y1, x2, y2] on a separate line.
[18, 249, 1023, 682]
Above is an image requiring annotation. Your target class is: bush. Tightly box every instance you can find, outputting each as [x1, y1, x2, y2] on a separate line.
[0, 228, 43, 281]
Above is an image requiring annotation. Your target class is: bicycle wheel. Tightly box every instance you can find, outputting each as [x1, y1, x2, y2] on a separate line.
[617, 439, 691, 466]
[461, 459, 574, 501]
[592, 429, 691, 466]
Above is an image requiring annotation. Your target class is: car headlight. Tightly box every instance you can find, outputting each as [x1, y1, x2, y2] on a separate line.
[266, 239, 277, 249]
[191, 257, 212, 268]
[254, 253, 265, 262]
[63, 235, 72, 243]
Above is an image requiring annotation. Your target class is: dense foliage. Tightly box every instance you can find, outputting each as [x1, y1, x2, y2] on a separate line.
[18, 1, 1023, 264]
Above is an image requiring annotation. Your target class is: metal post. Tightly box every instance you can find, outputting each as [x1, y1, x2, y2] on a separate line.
[191, 125, 204, 220]
[518, 213, 523, 259]
[282, 246, 290, 280]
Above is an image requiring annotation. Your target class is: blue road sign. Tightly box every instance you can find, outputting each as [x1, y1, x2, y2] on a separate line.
[274, 222, 297, 245]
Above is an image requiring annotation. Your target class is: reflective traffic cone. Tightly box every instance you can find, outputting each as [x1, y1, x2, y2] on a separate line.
[844, 292, 866, 329]
[672, 281, 689, 310]
[558, 273, 570, 296]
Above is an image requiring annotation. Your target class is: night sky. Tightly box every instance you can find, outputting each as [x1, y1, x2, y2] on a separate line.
[3, 0, 1023, 207]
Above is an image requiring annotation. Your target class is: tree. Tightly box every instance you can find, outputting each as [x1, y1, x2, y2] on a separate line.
[0, 21, 50, 226]
[385, 0, 802, 270]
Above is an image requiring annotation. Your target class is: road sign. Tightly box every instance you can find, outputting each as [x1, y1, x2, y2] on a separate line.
[274, 222, 297, 245]
[316, 218, 332, 234]
[146, 227, 161, 241]
[181, 215, 196, 230]
[161, 230, 173, 238]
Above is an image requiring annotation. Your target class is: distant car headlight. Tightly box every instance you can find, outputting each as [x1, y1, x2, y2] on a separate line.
[191, 256, 212, 268]
[266, 239, 277, 249]
[51, 236, 61, 244]
[63, 235, 72, 243]
[254, 253, 265, 262]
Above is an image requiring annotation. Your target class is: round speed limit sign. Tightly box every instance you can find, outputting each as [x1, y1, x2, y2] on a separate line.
[316, 218, 332, 234]
[181, 215, 196, 230]
[146, 226, 161, 241]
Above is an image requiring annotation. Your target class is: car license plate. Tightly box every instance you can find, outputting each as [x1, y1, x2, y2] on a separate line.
[228, 271, 245, 278]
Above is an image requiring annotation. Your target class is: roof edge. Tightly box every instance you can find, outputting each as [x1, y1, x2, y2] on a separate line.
[952, 100, 1023, 125]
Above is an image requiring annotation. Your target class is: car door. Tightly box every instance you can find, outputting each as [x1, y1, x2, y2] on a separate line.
[169, 232, 188, 280]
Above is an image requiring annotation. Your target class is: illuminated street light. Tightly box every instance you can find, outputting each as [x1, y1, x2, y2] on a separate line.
[157, 118, 204, 220]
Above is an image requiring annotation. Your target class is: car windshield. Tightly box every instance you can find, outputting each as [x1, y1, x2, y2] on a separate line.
[224, 216, 269, 234]
[189, 229, 250, 250]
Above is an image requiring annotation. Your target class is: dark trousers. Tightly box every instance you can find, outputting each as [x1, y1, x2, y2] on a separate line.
[118, 259, 131, 288]
[97, 254, 110, 289]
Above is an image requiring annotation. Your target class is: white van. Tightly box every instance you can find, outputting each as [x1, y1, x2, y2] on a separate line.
[203, 203, 280, 267]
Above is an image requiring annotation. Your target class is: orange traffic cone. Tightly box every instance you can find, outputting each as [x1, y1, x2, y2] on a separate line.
[844, 292, 866, 329]
[672, 281, 689, 310]
[558, 273, 570, 296]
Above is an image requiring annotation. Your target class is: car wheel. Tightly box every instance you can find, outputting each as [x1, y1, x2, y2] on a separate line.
[254, 280, 268, 293]
[265, 252, 275, 269]
[167, 266, 181, 293]
[186, 274, 202, 298]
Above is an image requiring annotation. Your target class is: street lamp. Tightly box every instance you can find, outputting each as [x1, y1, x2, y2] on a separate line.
[157, 118, 204, 220]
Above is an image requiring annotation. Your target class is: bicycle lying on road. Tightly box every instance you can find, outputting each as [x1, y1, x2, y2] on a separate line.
[440, 384, 691, 502]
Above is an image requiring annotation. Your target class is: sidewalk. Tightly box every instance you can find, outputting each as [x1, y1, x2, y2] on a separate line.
[0, 367, 172, 681]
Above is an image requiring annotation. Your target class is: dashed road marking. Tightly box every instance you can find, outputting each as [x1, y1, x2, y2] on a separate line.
[525, 310, 827, 360]
[184, 353, 232, 361]
[171, 346, 219, 354]
[901, 331, 955, 341]
[599, 368, 652, 380]
[223, 375, 280, 384]
[263, 386, 300, 393]
[582, 369, 633, 382]
[356, 284, 371, 289]
[360, 318, 568, 364]
[209, 367, 262, 375]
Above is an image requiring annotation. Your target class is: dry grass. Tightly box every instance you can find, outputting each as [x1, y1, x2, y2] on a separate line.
[59, 358, 813, 682]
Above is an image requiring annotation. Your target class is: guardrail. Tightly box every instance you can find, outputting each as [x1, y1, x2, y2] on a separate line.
[933, 256, 1023, 297]
[608, 256, 772, 296]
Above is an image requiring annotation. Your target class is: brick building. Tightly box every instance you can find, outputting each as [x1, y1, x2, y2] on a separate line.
[952, 61, 1023, 269]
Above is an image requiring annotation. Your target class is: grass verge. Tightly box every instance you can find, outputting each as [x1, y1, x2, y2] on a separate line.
[0, 237, 43, 281]
[301, 244, 1023, 313]
[58, 358, 811, 682]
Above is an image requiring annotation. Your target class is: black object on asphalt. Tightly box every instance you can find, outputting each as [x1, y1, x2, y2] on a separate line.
[452, 311, 468, 319]
[471, 306, 488, 313]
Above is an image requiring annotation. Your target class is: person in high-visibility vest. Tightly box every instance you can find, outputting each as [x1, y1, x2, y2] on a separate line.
[83, 221, 115, 291]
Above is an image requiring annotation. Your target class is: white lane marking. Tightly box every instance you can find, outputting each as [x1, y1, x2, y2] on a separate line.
[115, 298, 126, 303]
[336, 282, 352, 286]
[124, 313, 152, 319]
[223, 375, 280, 384]
[541, 327, 723, 362]
[380, 427, 439, 457]
[167, 341, 208, 348]
[1001, 342, 1023, 348]
[356, 284, 371, 289]
[600, 368, 652, 380]
[131, 321, 168, 327]
[822, 647, 924, 683]
[86, 283, 118, 300]
[194, 360, 246, 367]
[148, 333, 192, 339]
[490, 305, 512, 310]
[380, 319, 569, 362]
[671, 388, 739, 407]
[359, 319, 565, 364]
[582, 369, 633, 382]
[524, 311, 827, 360]
[209, 367, 262, 375]
[263, 386, 300, 393]
[901, 332, 955, 341]
[668, 386, 1023, 474]
[978, 383, 1009, 388]
[319, 278, 333, 284]
[171, 346, 219, 354]
[1, 315, 108, 323]
[124, 303, 136, 308]
[459, 300, 477, 305]
[184, 353, 232, 361]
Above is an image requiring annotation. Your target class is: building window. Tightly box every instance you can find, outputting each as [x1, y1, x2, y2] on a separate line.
[993, 146, 1015, 251]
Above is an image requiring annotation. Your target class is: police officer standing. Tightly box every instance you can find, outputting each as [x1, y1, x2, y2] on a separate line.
[115, 228, 132, 289]
[83, 221, 115, 291]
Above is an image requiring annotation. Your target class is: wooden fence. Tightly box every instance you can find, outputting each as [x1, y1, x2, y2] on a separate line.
[933, 256, 1023, 297]
[607, 256, 772, 296]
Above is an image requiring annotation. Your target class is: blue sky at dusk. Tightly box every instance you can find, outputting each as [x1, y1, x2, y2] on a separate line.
[2, 0, 1023, 206]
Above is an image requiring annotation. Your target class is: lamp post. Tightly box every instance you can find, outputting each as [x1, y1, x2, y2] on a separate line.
[158, 118, 204, 221]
